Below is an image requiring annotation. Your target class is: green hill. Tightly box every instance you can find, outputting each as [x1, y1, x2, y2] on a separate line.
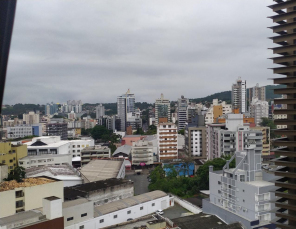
[190, 85, 285, 104]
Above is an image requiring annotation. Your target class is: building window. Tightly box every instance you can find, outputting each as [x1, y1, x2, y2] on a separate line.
[240, 175, 245, 182]
[9, 159, 13, 163]
[114, 215, 117, 219]
[152, 203, 155, 206]
[15, 190, 24, 198]
[100, 219, 104, 223]
[127, 210, 131, 214]
[67, 217, 74, 221]
[81, 213, 87, 217]
[140, 206, 143, 210]
[79, 226, 84, 229]
[15, 200, 24, 208]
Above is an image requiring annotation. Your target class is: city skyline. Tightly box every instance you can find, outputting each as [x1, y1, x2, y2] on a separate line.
[3, 0, 274, 104]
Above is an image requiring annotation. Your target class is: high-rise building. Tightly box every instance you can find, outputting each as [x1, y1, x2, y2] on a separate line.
[177, 95, 189, 131]
[46, 122, 68, 140]
[207, 114, 262, 160]
[157, 122, 178, 161]
[117, 89, 135, 131]
[203, 148, 275, 229]
[231, 78, 247, 113]
[249, 98, 269, 126]
[155, 94, 171, 126]
[96, 104, 105, 119]
[248, 83, 266, 103]
[269, 1, 296, 227]
[23, 111, 40, 124]
[205, 99, 232, 124]
[44, 103, 58, 115]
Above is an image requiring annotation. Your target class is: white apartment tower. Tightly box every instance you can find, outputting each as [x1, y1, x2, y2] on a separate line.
[155, 94, 171, 126]
[177, 95, 189, 131]
[117, 89, 135, 131]
[248, 83, 266, 102]
[23, 111, 40, 125]
[96, 104, 105, 119]
[231, 78, 247, 113]
[249, 98, 269, 126]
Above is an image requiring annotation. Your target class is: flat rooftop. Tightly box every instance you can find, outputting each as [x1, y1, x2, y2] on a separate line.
[246, 180, 274, 187]
[64, 178, 133, 200]
[172, 213, 243, 229]
[0, 210, 43, 227]
[81, 159, 124, 182]
[94, 190, 167, 216]
[63, 198, 89, 208]
[26, 164, 79, 177]
[0, 177, 56, 192]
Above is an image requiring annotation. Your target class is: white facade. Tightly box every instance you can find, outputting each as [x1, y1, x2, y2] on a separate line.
[96, 104, 105, 119]
[68, 111, 76, 120]
[23, 112, 40, 125]
[205, 99, 232, 124]
[6, 125, 32, 139]
[69, 139, 94, 158]
[18, 154, 72, 169]
[64, 191, 173, 229]
[250, 98, 269, 126]
[131, 140, 154, 165]
[231, 78, 247, 113]
[177, 96, 189, 130]
[157, 122, 178, 160]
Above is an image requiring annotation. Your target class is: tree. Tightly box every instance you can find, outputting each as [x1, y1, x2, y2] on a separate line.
[146, 125, 157, 135]
[90, 125, 111, 140]
[178, 129, 184, 135]
[4, 166, 26, 183]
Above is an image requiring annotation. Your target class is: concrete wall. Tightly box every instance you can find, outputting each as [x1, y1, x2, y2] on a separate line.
[65, 195, 171, 229]
[0, 164, 8, 182]
[0, 188, 16, 217]
[63, 201, 94, 227]
[88, 183, 134, 206]
[171, 194, 201, 214]
[24, 180, 64, 211]
[117, 161, 125, 179]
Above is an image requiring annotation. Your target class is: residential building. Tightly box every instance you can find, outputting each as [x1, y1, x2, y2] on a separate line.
[121, 135, 144, 146]
[80, 159, 125, 183]
[23, 111, 39, 125]
[0, 199, 64, 229]
[0, 164, 8, 182]
[203, 148, 275, 229]
[205, 99, 232, 124]
[0, 142, 27, 172]
[231, 77, 247, 113]
[251, 126, 270, 156]
[249, 98, 269, 126]
[131, 140, 154, 165]
[268, 2, 296, 227]
[6, 124, 42, 139]
[177, 95, 189, 130]
[80, 145, 111, 166]
[155, 94, 171, 126]
[25, 164, 82, 187]
[126, 110, 142, 130]
[185, 114, 207, 158]
[63, 191, 173, 229]
[45, 102, 58, 115]
[67, 111, 76, 120]
[2, 118, 23, 128]
[62, 100, 83, 113]
[0, 176, 63, 218]
[46, 122, 68, 140]
[69, 138, 94, 158]
[248, 83, 266, 103]
[18, 154, 72, 169]
[157, 122, 178, 161]
[117, 89, 135, 131]
[64, 178, 134, 205]
[96, 103, 105, 119]
[207, 114, 263, 160]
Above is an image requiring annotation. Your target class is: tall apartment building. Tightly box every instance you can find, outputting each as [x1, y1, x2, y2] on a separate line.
[177, 95, 189, 131]
[231, 78, 247, 113]
[157, 122, 178, 161]
[207, 114, 263, 160]
[155, 94, 171, 126]
[96, 104, 105, 119]
[185, 114, 207, 158]
[23, 111, 39, 125]
[205, 99, 232, 124]
[251, 126, 270, 156]
[117, 89, 135, 131]
[249, 98, 269, 126]
[268, 1, 296, 227]
[44, 103, 58, 115]
[126, 110, 142, 130]
[248, 83, 266, 102]
[46, 122, 68, 140]
[80, 145, 111, 166]
[203, 148, 275, 229]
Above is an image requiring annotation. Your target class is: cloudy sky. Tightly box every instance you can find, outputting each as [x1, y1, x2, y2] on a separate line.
[4, 0, 275, 105]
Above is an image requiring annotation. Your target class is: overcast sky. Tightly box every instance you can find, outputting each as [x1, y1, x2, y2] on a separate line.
[3, 0, 275, 105]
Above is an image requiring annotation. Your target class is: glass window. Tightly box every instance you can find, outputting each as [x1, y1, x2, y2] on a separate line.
[114, 215, 117, 218]
[127, 210, 131, 214]
[81, 213, 87, 217]
[67, 217, 74, 221]
[100, 219, 104, 223]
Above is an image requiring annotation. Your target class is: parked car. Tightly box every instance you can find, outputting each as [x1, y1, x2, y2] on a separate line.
[155, 209, 164, 215]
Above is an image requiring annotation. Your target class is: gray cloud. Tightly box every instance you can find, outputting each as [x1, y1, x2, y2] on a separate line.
[4, 0, 275, 104]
